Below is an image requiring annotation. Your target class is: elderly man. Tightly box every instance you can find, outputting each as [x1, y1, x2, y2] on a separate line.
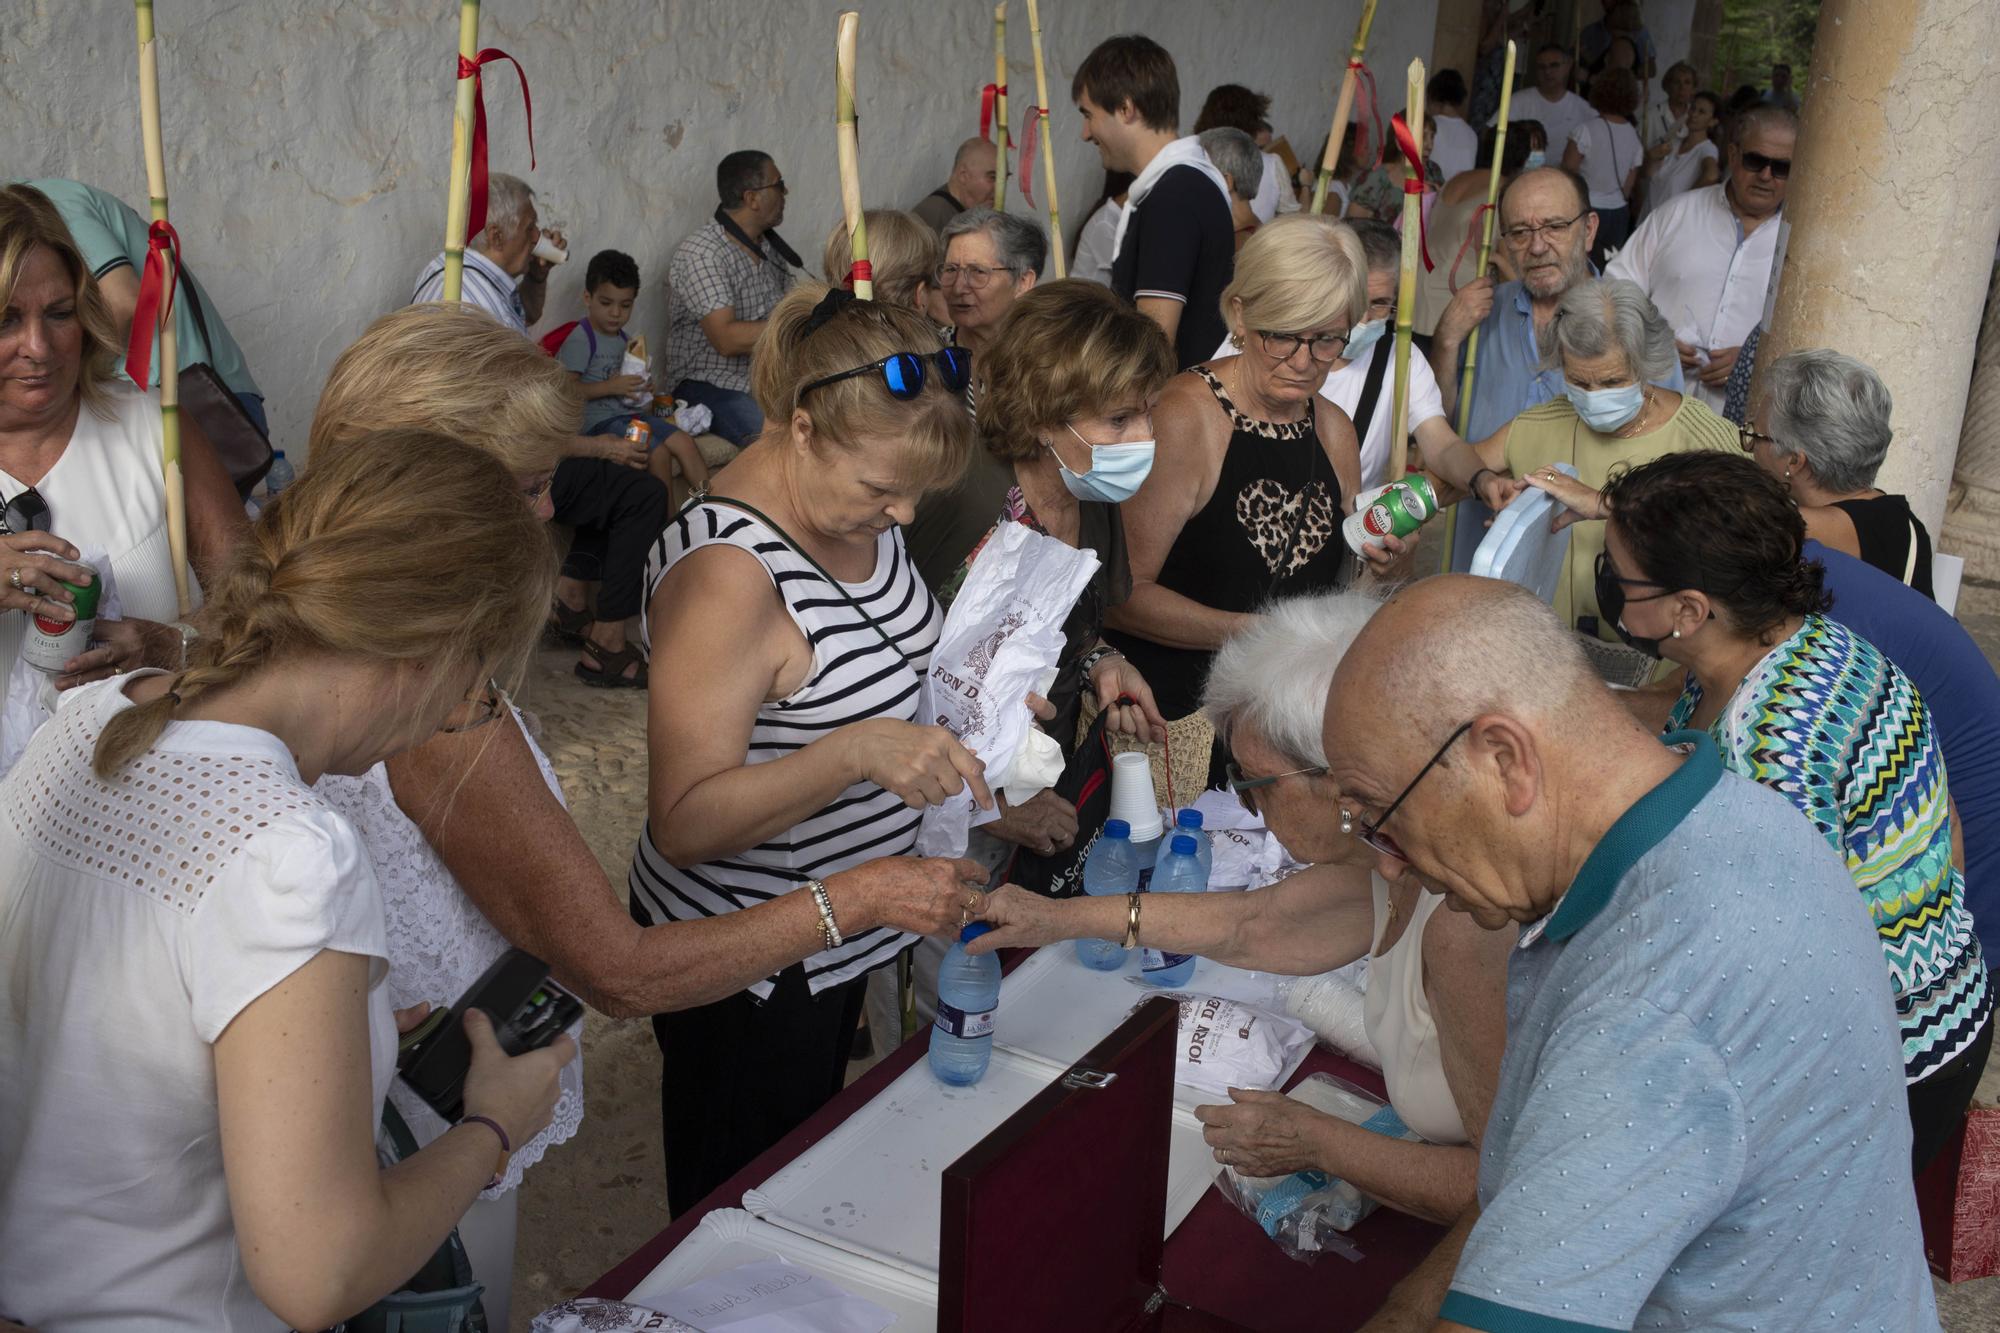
[1332, 576, 1938, 1332]
[411, 172, 565, 335]
[1607, 106, 1794, 412]
[911, 138, 999, 233]
[1196, 127, 1263, 250]
[666, 149, 803, 446]
[1495, 45, 1590, 160]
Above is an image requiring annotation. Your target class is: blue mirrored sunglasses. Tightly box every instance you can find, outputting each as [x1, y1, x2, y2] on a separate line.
[800, 348, 971, 401]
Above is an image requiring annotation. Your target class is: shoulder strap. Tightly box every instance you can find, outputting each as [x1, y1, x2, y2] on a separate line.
[1349, 337, 1394, 445]
[703, 496, 911, 665]
[1903, 514, 1921, 587]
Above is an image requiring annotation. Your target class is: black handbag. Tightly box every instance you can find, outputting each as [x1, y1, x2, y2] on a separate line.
[333, 1102, 488, 1333]
[1003, 710, 1116, 899]
[175, 267, 274, 498]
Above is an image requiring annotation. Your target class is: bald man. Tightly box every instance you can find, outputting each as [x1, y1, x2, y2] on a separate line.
[912, 138, 999, 232]
[1334, 577, 1938, 1333]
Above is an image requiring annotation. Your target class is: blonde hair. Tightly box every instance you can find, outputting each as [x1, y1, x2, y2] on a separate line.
[93, 430, 559, 778]
[820, 209, 942, 314]
[309, 304, 583, 476]
[1220, 214, 1367, 334]
[749, 283, 971, 493]
[0, 184, 123, 416]
[976, 281, 1175, 461]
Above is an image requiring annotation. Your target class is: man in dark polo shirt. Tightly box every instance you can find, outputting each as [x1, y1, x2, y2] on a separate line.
[1070, 34, 1234, 368]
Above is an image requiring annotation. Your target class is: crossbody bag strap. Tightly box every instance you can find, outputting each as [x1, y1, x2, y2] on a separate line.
[1349, 336, 1394, 446]
[704, 496, 912, 666]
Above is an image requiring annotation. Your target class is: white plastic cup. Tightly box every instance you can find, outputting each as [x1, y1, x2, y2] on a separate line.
[532, 235, 569, 265]
[1108, 752, 1165, 843]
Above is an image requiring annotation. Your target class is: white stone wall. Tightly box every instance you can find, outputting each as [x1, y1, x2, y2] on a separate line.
[1, 0, 1439, 458]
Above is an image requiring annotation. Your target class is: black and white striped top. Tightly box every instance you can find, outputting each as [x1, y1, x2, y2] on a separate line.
[629, 502, 941, 998]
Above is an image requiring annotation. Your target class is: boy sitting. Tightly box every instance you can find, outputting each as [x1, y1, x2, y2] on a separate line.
[558, 249, 711, 497]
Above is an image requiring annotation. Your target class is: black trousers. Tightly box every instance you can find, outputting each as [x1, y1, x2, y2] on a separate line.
[650, 962, 869, 1218]
[1908, 1011, 1994, 1175]
[549, 457, 669, 623]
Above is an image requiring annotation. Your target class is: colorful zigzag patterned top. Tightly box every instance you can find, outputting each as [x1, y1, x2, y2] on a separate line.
[1668, 614, 1990, 1084]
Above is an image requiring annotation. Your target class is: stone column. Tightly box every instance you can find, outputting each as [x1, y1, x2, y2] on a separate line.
[1945, 266, 2000, 580]
[1759, 0, 2000, 536]
[1686, 0, 1724, 82]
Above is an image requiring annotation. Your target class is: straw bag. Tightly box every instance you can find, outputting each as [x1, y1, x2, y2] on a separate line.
[1075, 692, 1214, 812]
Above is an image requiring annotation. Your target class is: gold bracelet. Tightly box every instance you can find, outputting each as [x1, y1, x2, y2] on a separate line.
[1121, 891, 1143, 950]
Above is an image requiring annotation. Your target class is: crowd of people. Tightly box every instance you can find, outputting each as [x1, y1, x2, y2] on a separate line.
[0, 12, 1993, 1333]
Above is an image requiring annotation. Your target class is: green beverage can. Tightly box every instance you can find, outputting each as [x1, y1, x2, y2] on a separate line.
[1343, 476, 1439, 555]
[22, 571, 101, 673]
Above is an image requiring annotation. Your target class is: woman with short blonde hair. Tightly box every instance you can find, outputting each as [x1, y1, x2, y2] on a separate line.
[820, 208, 943, 318]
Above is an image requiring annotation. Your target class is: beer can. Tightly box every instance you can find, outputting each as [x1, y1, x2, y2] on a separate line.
[1343, 476, 1439, 555]
[624, 418, 653, 451]
[21, 572, 101, 673]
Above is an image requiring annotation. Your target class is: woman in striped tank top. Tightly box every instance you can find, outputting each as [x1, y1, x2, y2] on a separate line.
[636, 285, 998, 1213]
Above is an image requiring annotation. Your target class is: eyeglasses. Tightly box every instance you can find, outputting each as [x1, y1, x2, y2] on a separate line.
[0, 486, 50, 536]
[1225, 759, 1328, 817]
[800, 348, 972, 401]
[1593, 550, 1675, 599]
[1500, 212, 1585, 247]
[438, 679, 506, 734]
[519, 473, 555, 504]
[1737, 425, 1778, 453]
[934, 262, 1021, 290]
[1738, 151, 1791, 180]
[746, 178, 789, 196]
[1344, 720, 1473, 861]
[1256, 329, 1349, 363]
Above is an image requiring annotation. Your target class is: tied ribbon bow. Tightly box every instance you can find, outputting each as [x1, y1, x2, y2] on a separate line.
[1018, 105, 1044, 206]
[1390, 112, 1435, 272]
[980, 83, 1009, 141]
[1349, 60, 1385, 172]
[457, 48, 536, 245]
[1448, 202, 1496, 292]
[124, 219, 181, 388]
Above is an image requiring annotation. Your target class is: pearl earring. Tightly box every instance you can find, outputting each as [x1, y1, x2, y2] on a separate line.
[1339, 808, 1355, 834]
[1671, 628, 1682, 638]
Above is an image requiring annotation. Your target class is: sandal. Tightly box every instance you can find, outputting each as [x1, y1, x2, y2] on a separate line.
[546, 599, 592, 647]
[575, 640, 649, 690]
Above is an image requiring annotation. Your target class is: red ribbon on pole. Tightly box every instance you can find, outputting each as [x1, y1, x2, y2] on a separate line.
[979, 83, 1006, 140]
[1018, 106, 1043, 206]
[458, 48, 536, 246]
[1390, 112, 1435, 272]
[1448, 202, 1496, 292]
[124, 219, 181, 388]
[846, 259, 873, 291]
[1349, 60, 1385, 170]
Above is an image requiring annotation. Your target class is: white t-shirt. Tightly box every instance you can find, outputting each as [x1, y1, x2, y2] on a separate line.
[1071, 197, 1123, 287]
[1569, 117, 1643, 209]
[1500, 88, 1592, 161]
[1646, 139, 1718, 215]
[1431, 115, 1480, 184]
[0, 677, 397, 1332]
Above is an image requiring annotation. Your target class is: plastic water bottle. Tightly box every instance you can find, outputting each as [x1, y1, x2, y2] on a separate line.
[1151, 809, 1212, 885]
[1078, 820, 1141, 970]
[930, 923, 1002, 1085]
[1141, 835, 1205, 989]
[264, 450, 295, 495]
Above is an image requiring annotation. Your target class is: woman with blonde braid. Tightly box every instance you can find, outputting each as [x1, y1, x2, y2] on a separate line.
[0, 431, 573, 1332]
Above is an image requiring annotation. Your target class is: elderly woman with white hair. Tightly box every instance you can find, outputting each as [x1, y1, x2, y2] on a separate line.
[1428, 275, 1736, 639]
[1741, 348, 1933, 598]
[973, 591, 1513, 1252]
[1198, 127, 1266, 249]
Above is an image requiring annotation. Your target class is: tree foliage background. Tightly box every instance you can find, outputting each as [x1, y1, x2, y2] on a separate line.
[1712, 0, 1820, 92]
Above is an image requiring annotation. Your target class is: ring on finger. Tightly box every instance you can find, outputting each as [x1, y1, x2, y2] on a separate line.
[7, 567, 19, 591]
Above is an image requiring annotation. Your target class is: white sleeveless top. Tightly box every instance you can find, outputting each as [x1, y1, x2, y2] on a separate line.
[1362, 876, 1469, 1145]
[0, 383, 195, 682]
[316, 708, 584, 1197]
[630, 501, 941, 998]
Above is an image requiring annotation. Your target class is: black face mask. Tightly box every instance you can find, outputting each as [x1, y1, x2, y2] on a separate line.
[1594, 553, 1669, 658]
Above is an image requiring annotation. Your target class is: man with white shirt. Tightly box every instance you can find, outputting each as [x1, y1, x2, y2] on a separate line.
[1607, 106, 1793, 412]
[1073, 34, 1235, 368]
[1496, 46, 1591, 159]
[410, 173, 564, 334]
[1428, 69, 1479, 183]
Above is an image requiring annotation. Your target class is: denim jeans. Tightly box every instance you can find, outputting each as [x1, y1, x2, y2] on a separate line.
[672, 379, 763, 446]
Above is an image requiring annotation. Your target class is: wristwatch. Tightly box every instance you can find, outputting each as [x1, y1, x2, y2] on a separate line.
[168, 620, 199, 670]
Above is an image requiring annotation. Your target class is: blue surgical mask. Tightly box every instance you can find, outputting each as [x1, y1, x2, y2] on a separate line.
[1050, 422, 1156, 503]
[1524, 149, 1548, 170]
[1343, 317, 1388, 360]
[1565, 380, 1646, 433]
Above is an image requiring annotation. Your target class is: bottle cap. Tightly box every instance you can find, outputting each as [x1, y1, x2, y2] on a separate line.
[1103, 819, 1131, 839]
[272, 448, 287, 459]
[1171, 833, 1197, 855]
[1108, 752, 1164, 842]
[960, 922, 993, 944]
[1175, 808, 1203, 830]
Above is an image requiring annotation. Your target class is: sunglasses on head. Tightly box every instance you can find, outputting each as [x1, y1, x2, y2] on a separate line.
[1, 486, 50, 536]
[800, 348, 972, 401]
[1739, 150, 1791, 179]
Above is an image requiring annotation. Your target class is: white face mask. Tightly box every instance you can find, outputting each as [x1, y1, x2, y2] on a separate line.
[1048, 421, 1157, 503]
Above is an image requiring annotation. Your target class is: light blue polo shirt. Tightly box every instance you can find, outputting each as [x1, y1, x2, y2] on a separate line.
[1441, 733, 1939, 1332]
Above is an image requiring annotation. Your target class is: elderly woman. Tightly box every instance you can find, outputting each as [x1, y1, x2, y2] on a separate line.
[1533, 450, 1991, 1172]
[938, 208, 1046, 359]
[1742, 348, 1934, 597]
[0, 184, 242, 706]
[640, 283, 997, 1214]
[1199, 127, 1265, 249]
[1108, 215, 1402, 754]
[1428, 276, 1735, 640]
[974, 591, 1512, 1233]
[821, 207, 944, 325]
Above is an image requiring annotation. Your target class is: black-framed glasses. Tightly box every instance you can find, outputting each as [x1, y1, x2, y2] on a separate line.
[1737, 425, 1778, 454]
[1500, 212, 1585, 246]
[1347, 720, 1473, 861]
[1256, 329, 1348, 363]
[800, 348, 972, 401]
[1739, 150, 1791, 180]
[746, 177, 789, 196]
[1, 485, 50, 536]
[439, 679, 506, 734]
[519, 472, 555, 504]
[1225, 759, 1328, 817]
[1593, 550, 1676, 601]
[934, 261, 1020, 290]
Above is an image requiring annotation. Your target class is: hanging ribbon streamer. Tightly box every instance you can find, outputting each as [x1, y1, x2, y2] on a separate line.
[1017, 104, 1042, 206]
[979, 83, 1007, 140]
[124, 219, 181, 388]
[457, 47, 536, 245]
[1390, 112, 1434, 272]
[1448, 203, 1495, 292]
[1350, 60, 1385, 169]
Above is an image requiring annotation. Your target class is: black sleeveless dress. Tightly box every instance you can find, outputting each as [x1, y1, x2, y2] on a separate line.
[1108, 364, 1349, 721]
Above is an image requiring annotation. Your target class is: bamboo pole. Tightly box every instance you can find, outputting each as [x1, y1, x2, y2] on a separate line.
[993, 5, 1010, 211]
[1309, 0, 1380, 215]
[1386, 59, 1425, 483]
[441, 0, 482, 303]
[1024, 0, 1065, 276]
[836, 12, 873, 300]
[1455, 40, 1514, 436]
[133, 0, 189, 618]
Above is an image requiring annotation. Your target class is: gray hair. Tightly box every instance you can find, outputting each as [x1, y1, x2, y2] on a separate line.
[1199, 128, 1261, 204]
[1345, 219, 1401, 275]
[941, 207, 1048, 278]
[1765, 349, 1894, 493]
[1732, 104, 1798, 148]
[481, 173, 535, 241]
[1537, 277, 1677, 385]
[1203, 590, 1383, 768]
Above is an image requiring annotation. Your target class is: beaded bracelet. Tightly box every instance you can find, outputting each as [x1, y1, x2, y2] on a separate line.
[808, 879, 843, 949]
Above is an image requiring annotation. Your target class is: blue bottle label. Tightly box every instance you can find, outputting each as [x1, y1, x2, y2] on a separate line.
[1142, 948, 1192, 972]
[934, 1000, 994, 1039]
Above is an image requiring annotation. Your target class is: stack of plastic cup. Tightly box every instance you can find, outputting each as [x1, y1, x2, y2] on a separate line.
[1108, 752, 1165, 888]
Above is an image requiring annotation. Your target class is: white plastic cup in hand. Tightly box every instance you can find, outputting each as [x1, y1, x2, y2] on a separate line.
[532, 235, 569, 265]
[1108, 751, 1164, 843]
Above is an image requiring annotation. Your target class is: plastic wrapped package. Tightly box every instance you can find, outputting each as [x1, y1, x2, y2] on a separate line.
[1275, 961, 1380, 1069]
[1172, 994, 1315, 1099]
